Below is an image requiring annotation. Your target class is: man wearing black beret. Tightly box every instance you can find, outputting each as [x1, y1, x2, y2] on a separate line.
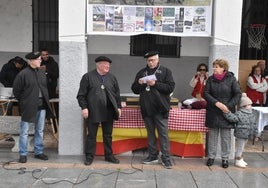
[77, 56, 121, 165]
[131, 51, 175, 169]
[13, 52, 53, 163]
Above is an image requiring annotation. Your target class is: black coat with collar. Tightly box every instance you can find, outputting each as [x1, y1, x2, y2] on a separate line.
[77, 70, 121, 123]
[131, 64, 175, 118]
[13, 66, 53, 122]
[204, 72, 241, 129]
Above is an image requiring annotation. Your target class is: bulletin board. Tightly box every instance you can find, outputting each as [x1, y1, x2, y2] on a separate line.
[238, 60, 265, 92]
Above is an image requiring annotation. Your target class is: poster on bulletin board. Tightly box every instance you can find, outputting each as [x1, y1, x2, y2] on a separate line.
[86, 0, 212, 36]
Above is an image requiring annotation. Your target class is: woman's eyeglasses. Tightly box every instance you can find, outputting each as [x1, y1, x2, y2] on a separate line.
[199, 69, 206, 71]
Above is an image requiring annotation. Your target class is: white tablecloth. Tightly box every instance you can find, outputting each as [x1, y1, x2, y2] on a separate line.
[252, 107, 268, 132]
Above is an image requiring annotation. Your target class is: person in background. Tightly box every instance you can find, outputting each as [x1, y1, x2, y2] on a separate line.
[40, 49, 59, 99]
[182, 63, 208, 109]
[204, 59, 241, 168]
[0, 56, 27, 87]
[131, 51, 175, 169]
[13, 52, 53, 163]
[257, 61, 268, 106]
[246, 65, 268, 106]
[0, 56, 27, 115]
[223, 93, 259, 168]
[77, 56, 121, 166]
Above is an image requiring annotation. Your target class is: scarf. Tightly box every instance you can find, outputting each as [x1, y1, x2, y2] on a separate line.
[213, 71, 227, 81]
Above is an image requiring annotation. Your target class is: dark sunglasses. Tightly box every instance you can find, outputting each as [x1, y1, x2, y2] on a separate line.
[199, 69, 206, 71]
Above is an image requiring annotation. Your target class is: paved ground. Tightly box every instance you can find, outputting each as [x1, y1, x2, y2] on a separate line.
[1, 147, 268, 188]
[1, 128, 268, 188]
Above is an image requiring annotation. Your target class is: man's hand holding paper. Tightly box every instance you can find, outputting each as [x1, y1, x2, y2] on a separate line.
[140, 74, 157, 83]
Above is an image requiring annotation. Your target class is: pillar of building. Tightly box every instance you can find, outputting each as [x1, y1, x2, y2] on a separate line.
[209, 0, 243, 159]
[58, 0, 87, 155]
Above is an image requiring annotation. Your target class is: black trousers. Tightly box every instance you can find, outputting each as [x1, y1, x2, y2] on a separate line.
[85, 109, 114, 159]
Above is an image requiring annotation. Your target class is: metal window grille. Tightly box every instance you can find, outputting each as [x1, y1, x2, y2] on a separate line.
[130, 34, 181, 57]
[33, 0, 59, 54]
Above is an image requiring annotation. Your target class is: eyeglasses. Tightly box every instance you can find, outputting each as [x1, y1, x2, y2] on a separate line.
[199, 69, 206, 71]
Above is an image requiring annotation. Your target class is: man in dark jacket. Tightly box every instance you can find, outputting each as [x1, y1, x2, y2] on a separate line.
[13, 52, 53, 163]
[77, 56, 122, 166]
[0, 56, 27, 115]
[0, 56, 27, 87]
[40, 49, 59, 99]
[131, 51, 175, 169]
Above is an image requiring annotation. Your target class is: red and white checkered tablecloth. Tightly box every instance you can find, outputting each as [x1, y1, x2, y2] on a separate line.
[114, 107, 208, 132]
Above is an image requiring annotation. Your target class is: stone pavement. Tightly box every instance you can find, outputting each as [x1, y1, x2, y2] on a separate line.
[1, 147, 268, 188]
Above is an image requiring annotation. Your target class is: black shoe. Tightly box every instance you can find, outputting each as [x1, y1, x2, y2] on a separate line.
[222, 160, 229, 168]
[162, 159, 173, 169]
[34, 153, 48, 160]
[105, 155, 120, 164]
[206, 158, 214, 166]
[84, 157, 93, 166]
[19, 156, 27, 163]
[142, 156, 158, 164]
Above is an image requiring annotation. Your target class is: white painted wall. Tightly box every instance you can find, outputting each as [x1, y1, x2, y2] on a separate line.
[0, 0, 32, 52]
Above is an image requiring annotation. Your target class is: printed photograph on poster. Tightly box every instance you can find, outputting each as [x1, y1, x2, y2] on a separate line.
[175, 21, 184, 33]
[136, 20, 144, 31]
[93, 5, 106, 31]
[136, 7, 145, 17]
[145, 20, 154, 31]
[153, 7, 163, 18]
[193, 16, 206, 32]
[154, 20, 162, 32]
[145, 7, 153, 19]
[162, 24, 174, 32]
[124, 23, 135, 32]
[123, 6, 136, 22]
[114, 17, 123, 32]
[163, 7, 175, 17]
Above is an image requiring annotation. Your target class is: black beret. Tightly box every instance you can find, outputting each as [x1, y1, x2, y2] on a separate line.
[95, 56, 112, 64]
[25, 52, 41, 60]
[144, 51, 159, 58]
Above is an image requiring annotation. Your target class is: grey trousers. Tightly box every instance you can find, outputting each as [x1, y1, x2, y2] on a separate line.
[207, 128, 231, 160]
[236, 138, 247, 158]
[144, 113, 170, 160]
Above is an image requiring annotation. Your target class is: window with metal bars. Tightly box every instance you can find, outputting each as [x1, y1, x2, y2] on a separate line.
[33, 0, 59, 54]
[130, 34, 181, 57]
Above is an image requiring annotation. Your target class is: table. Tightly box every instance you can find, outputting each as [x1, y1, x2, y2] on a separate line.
[252, 107, 268, 151]
[252, 107, 268, 132]
[0, 98, 59, 140]
[96, 107, 208, 157]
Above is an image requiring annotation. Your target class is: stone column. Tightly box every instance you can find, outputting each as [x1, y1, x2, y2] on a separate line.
[58, 0, 87, 155]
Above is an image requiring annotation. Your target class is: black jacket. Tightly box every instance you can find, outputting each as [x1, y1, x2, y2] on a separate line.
[0, 58, 27, 87]
[131, 64, 175, 118]
[13, 66, 53, 122]
[204, 72, 241, 129]
[41, 56, 59, 98]
[77, 70, 121, 123]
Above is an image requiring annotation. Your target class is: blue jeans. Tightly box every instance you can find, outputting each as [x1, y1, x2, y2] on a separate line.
[19, 109, 46, 156]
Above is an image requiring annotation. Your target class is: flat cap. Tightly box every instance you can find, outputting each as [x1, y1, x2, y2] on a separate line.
[95, 56, 112, 64]
[25, 52, 41, 60]
[144, 51, 159, 58]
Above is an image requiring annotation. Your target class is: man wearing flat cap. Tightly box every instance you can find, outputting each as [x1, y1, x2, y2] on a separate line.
[13, 51, 53, 163]
[131, 51, 175, 169]
[77, 56, 121, 165]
